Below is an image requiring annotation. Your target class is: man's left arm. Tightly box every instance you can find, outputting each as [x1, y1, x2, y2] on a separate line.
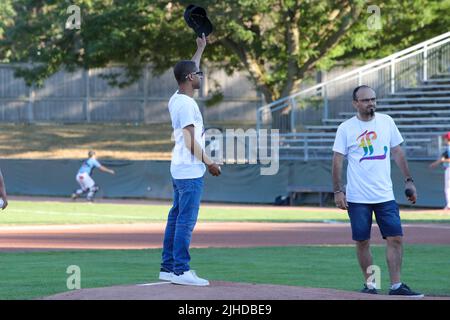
[391, 145, 417, 204]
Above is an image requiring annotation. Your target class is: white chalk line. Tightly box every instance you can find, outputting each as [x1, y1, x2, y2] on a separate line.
[136, 282, 171, 286]
[7, 208, 160, 220]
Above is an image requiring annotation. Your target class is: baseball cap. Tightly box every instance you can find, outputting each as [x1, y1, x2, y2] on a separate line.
[443, 132, 450, 140]
[184, 4, 213, 38]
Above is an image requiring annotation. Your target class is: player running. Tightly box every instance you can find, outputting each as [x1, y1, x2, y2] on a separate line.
[71, 150, 115, 202]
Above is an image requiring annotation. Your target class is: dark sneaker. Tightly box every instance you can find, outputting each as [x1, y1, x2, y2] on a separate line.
[360, 284, 378, 294]
[389, 283, 424, 297]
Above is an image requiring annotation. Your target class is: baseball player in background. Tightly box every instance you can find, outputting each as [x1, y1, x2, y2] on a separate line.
[0, 168, 8, 210]
[429, 132, 450, 210]
[71, 150, 115, 202]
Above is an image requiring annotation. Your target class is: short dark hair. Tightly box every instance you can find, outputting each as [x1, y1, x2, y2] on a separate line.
[173, 60, 197, 84]
[353, 85, 373, 101]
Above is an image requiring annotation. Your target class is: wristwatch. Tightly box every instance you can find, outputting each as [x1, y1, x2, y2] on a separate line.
[404, 177, 414, 183]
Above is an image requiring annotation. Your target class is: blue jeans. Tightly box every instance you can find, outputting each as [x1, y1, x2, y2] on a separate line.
[161, 177, 203, 275]
[347, 200, 403, 241]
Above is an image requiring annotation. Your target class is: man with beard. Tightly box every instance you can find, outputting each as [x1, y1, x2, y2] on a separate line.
[332, 85, 423, 297]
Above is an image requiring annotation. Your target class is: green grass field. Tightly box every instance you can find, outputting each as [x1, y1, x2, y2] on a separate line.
[1, 200, 450, 225]
[1, 200, 448, 300]
[0, 245, 448, 299]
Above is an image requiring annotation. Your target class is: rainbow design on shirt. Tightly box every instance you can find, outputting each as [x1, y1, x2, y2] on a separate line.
[357, 130, 387, 162]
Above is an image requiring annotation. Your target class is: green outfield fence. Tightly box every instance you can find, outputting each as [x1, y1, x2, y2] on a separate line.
[0, 159, 447, 208]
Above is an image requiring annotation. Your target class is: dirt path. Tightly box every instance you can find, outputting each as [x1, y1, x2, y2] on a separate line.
[1, 222, 449, 251]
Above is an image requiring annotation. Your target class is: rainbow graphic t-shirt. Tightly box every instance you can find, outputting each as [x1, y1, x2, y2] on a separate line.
[333, 113, 404, 203]
[357, 130, 388, 162]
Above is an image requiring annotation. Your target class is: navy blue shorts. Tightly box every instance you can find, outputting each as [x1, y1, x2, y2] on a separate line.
[347, 200, 403, 241]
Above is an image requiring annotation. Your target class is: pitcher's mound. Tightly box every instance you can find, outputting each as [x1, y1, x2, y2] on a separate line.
[39, 281, 444, 300]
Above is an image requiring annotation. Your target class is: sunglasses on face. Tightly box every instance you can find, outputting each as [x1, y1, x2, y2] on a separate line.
[355, 98, 377, 103]
[185, 71, 204, 79]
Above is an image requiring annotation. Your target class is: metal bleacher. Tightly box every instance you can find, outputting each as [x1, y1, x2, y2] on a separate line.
[257, 32, 450, 161]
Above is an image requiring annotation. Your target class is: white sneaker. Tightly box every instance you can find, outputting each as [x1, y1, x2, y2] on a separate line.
[171, 270, 209, 286]
[159, 271, 173, 281]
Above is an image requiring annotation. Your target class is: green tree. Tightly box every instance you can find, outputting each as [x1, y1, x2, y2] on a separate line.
[0, 0, 448, 102]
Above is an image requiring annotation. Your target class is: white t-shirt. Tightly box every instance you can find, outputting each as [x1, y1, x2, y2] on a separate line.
[332, 113, 404, 203]
[168, 91, 206, 179]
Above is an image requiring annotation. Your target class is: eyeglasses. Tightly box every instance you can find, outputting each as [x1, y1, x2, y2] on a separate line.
[185, 71, 204, 79]
[355, 98, 377, 103]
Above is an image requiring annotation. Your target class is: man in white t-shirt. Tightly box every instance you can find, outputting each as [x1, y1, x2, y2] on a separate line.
[332, 85, 423, 297]
[159, 34, 221, 286]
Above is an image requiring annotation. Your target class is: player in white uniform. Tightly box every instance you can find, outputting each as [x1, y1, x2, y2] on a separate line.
[430, 132, 450, 209]
[0, 168, 8, 210]
[71, 151, 115, 202]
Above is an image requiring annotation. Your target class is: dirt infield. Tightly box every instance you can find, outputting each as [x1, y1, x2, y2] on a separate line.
[40, 281, 449, 300]
[0, 222, 449, 250]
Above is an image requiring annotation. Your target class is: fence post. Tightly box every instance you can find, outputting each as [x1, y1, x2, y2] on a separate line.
[423, 44, 428, 81]
[256, 109, 261, 130]
[143, 66, 149, 123]
[390, 59, 396, 94]
[323, 86, 328, 120]
[304, 136, 309, 162]
[27, 84, 35, 123]
[84, 69, 91, 122]
[257, 103, 265, 131]
[290, 98, 297, 132]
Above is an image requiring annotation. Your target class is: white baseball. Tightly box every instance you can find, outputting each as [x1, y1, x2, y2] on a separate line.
[0, 199, 4, 208]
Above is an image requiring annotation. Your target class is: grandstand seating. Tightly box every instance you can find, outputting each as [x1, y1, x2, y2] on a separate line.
[278, 72, 450, 161]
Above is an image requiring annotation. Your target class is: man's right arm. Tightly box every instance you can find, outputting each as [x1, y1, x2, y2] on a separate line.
[332, 152, 348, 210]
